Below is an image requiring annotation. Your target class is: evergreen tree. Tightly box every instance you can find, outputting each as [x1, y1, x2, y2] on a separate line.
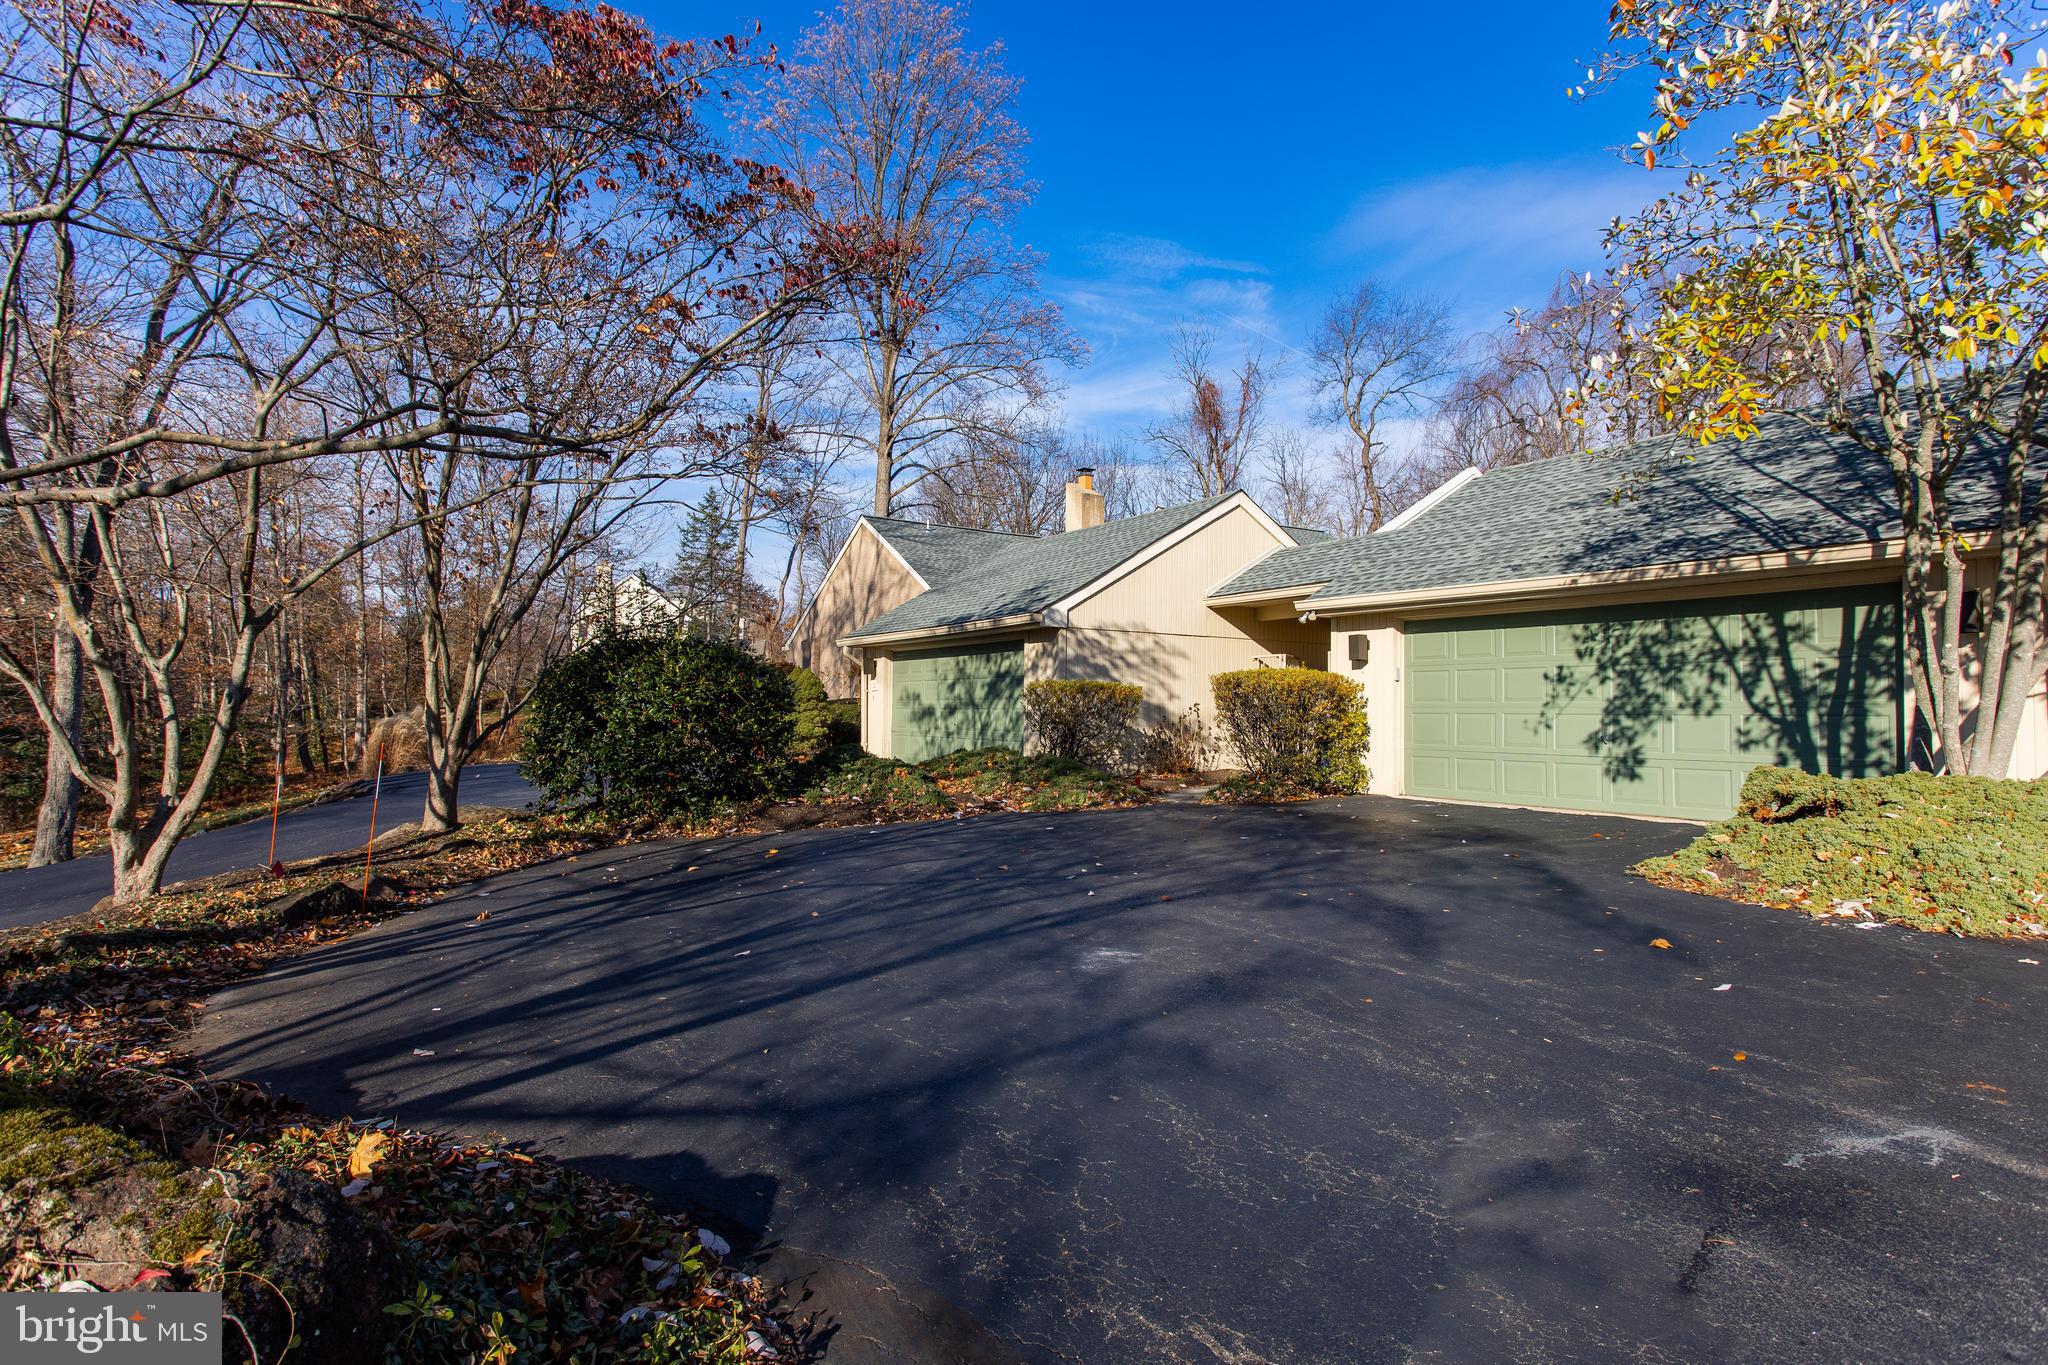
[667, 492, 742, 638]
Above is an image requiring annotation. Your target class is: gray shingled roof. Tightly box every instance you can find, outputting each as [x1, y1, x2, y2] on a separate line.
[847, 494, 1235, 640]
[862, 516, 1030, 584]
[1282, 525, 1333, 544]
[1214, 403, 2027, 604]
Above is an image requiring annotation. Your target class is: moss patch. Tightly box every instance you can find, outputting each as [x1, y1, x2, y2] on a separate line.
[0, 1086, 174, 1191]
[1634, 766, 2048, 939]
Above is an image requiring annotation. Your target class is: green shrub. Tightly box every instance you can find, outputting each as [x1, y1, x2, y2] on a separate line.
[1023, 679, 1143, 770]
[1636, 765, 2048, 939]
[520, 632, 794, 819]
[789, 666, 833, 756]
[1210, 667, 1368, 794]
[803, 754, 949, 819]
[824, 698, 860, 746]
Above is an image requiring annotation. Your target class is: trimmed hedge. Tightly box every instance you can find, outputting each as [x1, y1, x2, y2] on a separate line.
[1211, 667, 1369, 794]
[1024, 679, 1143, 770]
[520, 633, 794, 818]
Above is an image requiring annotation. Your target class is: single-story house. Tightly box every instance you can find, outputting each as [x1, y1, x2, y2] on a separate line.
[798, 474, 1330, 762]
[813, 412, 2046, 820]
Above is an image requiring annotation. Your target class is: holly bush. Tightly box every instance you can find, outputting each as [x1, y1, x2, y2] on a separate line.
[521, 633, 795, 818]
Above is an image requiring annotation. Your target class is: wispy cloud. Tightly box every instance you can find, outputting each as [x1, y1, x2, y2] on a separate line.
[1080, 232, 1267, 281]
[1045, 231, 1283, 433]
[1326, 161, 1657, 320]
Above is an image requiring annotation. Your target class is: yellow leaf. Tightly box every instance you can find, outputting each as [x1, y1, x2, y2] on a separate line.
[180, 1244, 215, 1268]
[1650, 937, 1674, 950]
[348, 1131, 390, 1179]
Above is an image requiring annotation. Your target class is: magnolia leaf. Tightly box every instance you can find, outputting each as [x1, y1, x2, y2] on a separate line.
[349, 1131, 391, 1179]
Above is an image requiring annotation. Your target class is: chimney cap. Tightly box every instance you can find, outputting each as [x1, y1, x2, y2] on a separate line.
[1074, 466, 1095, 477]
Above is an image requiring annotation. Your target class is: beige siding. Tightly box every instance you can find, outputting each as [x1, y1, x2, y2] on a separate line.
[1905, 558, 2048, 779]
[791, 524, 925, 699]
[1057, 506, 1321, 740]
[1328, 613, 1405, 795]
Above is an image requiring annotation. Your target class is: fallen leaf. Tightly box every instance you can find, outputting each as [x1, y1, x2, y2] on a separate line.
[1732, 1051, 1748, 1062]
[348, 1131, 390, 1179]
[1650, 937, 1673, 950]
[179, 1244, 214, 1268]
[518, 1273, 548, 1312]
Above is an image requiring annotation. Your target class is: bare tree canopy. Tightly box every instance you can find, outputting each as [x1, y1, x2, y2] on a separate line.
[1148, 326, 1269, 499]
[757, 0, 1082, 516]
[1308, 282, 1458, 530]
[0, 0, 824, 896]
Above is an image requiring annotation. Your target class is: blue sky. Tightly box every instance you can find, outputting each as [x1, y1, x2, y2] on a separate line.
[667, 0, 1666, 445]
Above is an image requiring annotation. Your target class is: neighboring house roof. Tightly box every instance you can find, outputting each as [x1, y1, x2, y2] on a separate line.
[1213, 400, 2028, 605]
[1281, 524, 1333, 544]
[847, 494, 1239, 641]
[860, 515, 1033, 585]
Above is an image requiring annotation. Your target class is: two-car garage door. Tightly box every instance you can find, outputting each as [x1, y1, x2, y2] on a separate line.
[1403, 585, 1901, 821]
[889, 642, 1025, 764]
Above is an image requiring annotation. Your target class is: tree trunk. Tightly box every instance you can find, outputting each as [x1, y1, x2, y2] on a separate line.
[423, 752, 461, 835]
[28, 629, 84, 866]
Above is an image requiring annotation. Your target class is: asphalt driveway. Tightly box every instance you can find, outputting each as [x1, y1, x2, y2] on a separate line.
[0, 763, 538, 931]
[192, 797, 2048, 1363]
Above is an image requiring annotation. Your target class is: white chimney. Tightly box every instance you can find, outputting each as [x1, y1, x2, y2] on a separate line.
[1063, 467, 1105, 533]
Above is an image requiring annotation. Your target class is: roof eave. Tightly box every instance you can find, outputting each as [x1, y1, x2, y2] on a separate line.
[1299, 538, 1904, 615]
[841, 611, 1051, 649]
[1203, 583, 1330, 609]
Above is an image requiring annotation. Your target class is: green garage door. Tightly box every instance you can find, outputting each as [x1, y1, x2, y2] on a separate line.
[890, 642, 1025, 763]
[1404, 585, 1901, 820]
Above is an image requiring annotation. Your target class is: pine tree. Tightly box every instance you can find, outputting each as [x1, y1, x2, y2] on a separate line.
[667, 492, 743, 639]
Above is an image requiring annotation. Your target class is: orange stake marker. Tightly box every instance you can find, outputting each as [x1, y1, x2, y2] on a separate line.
[266, 756, 285, 876]
[361, 742, 386, 911]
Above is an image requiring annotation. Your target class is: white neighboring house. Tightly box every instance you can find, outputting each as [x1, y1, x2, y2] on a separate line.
[574, 568, 685, 646]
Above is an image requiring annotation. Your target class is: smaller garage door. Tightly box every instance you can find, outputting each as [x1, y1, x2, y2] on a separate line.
[1404, 585, 1901, 820]
[890, 642, 1025, 763]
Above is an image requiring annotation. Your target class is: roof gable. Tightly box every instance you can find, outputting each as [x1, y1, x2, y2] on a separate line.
[860, 516, 1030, 587]
[847, 494, 1239, 640]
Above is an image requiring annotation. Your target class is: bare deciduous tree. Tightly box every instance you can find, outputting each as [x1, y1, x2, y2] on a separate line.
[1307, 281, 1457, 531]
[1148, 326, 1268, 499]
[759, 0, 1082, 515]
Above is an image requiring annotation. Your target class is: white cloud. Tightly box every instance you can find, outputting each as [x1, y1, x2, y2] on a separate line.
[1326, 161, 1657, 321]
[1081, 233, 1266, 281]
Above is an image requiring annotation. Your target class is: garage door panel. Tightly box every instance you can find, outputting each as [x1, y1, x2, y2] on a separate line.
[1410, 670, 1453, 705]
[1552, 761, 1604, 805]
[1501, 667, 1550, 704]
[1671, 712, 1733, 756]
[1453, 711, 1499, 748]
[1453, 756, 1497, 796]
[1499, 714, 1556, 752]
[1411, 711, 1454, 747]
[1405, 585, 1900, 820]
[1453, 670, 1498, 704]
[1500, 759, 1551, 800]
[1672, 766, 1739, 815]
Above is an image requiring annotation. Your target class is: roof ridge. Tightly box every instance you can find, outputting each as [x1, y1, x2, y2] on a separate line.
[863, 514, 1038, 539]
